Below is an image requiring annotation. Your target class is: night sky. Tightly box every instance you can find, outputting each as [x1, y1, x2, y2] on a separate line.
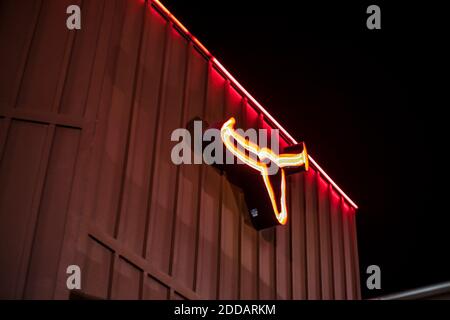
[162, 0, 447, 298]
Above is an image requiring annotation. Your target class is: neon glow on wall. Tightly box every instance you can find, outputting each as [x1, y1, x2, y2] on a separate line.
[152, 0, 358, 210]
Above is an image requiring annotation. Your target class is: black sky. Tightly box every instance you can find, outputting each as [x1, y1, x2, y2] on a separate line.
[162, 0, 447, 298]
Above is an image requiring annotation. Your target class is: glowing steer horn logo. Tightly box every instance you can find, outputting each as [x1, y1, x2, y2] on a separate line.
[220, 117, 309, 226]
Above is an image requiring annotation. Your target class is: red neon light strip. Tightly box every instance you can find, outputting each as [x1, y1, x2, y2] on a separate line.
[153, 0, 212, 57]
[213, 58, 298, 143]
[151, 0, 358, 210]
[308, 156, 358, 209]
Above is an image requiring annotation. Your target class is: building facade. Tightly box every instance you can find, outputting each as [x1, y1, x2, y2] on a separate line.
[0, 0, 360, 299]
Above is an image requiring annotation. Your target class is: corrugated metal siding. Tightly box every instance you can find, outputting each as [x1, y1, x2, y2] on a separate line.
[0, 0, 361, 300]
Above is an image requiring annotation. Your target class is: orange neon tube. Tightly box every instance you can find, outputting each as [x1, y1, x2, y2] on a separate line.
[220, 117, 308, 225]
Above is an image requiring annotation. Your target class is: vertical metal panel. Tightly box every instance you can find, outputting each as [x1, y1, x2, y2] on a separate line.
[115, 3, 163, 257]
[0, 121, 47, 298]
[225, 88, 252, 300]
[83, 237, 113, 299]
[349, 207, 361, 299]
[111, 258, 142, 299]
[15, 124, 56, 298]
[17, 0, 77, 111]
[91, 0, 143, 236]
[350, 208, 362, 299]
[60, 0, 106, 116]
[317, 174, 334, 299]
[195, 65, 225, 299]
[342, 200, 357, 299]
[275, 212, 292, 299]
[146, 26, 187, 274]
[290, 174, 307, 299]
[258, 118, 276, 300]
[305, 168, 321, 299]
[0, 0, 41, 107]
[219, 176, 240, 299]
[24, 127, 81, 299]
[0, 0, 361, 300]
[238, 99, 260, 299]
[275, 136, 292, 300]
[259, 229, 276, 299]
[171, 45, 207, 290]
[218, 83, 243, 299]
[239, 172, 259, 298]
[330, 189, 347, 299]
[239, 215, 259, 299]
[195, 167, 223, 301]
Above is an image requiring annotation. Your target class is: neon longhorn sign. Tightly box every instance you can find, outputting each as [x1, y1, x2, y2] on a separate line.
[152, 0, 357, 211]
[220, 117, 308, 226]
